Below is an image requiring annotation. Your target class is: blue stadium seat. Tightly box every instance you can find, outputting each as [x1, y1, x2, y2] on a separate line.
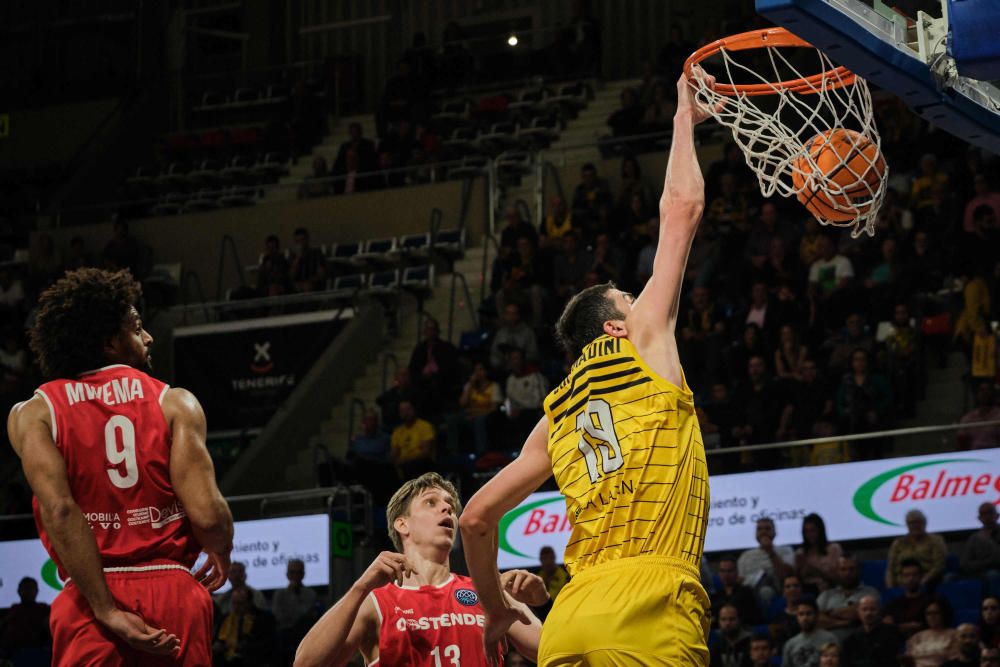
[946, 553, 961, 574]
[861, 559, 888, 591]
[882, 587, 904, 604]
[939, 579, 985, 612]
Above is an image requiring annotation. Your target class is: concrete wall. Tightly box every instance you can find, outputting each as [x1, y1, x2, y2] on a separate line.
[43, 176, 487, 299]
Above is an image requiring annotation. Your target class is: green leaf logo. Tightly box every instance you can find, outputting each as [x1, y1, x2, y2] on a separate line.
[41, 559, 63, 592]
[498, 496, 565, 558]
[852, 458, 983, 526]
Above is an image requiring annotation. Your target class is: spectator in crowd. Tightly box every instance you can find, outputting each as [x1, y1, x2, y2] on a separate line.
[713, 555, 763, 627]
[779, 359, 835, 443]
[884, 302, 921, 418]
[726, 324, 769, 387]
[607, 88, 644, 138]
[817, 556, 881, 641]
[824, 313, 875, 376]
[701, 382, 740, 462]
[911, 153, 949, 211]
[490, 303, 539, 371]
[570, 163, 612, 241]
[909, 229, 946, 293]
[215, 561, 268, 614]
[819, 643, 840, 667]
[808, 234, 854, 326]
[408, 317, 459, 414]
[835, 348, 893, 438]
[841, 595, 902, 667]
[590, 232, 626, 284]
[552, 231, 593, 302]
[905, 600, 958, 667]
[332, 145, 377, 194]
[732, 355, 785, 451]
[390, 399, 436, 480]
[453, 362, 502, 455]
[0, 577, 50, 657]
[494, 236, 547, 327]
[641, 81, 674, 133]
[886, 510, 948, 589]
[960, 501, 1000, 584]
[745, 201, 796, 272]
[984, 646, 1000, 666]
[983, 596, 1000, 648]
[680, 285, 727, 387]
[783, 599, 839, 667]
[271, 558, 318, 661]
[503, 348, 548, 442]
[213, 587, 277, 667]
[963, 173, 1000, 232]
[775, 324, 809, 382]
[884, 559, 933, 638]
[635, 218, 659, 287]
[499, 205, 539, 253]
[344, 408, 394, 503]
[739, 282, 777, 344]
[542, 195, 574, 241]
[706, 172, 750, 233]
[739, 517, 796, 609]
[102, 219, 144, 277]
[256, 234, 290, 297]
[298, 155, 332, 198]
[710, 603, 753, 667]
[750, 635, 775, 667]
[958, 381, 1000, 450]
[616, 156, 651, 219]
[796, 513, 844, 594]
[533, 545, 570, 620]
[289, 227, 327, 292]
[770, 574, 807, 644]
[334, 122, 378, 176]
[378, 60, 426, 135]
[377, 367, 419, 432]
[941, 623, 982, 667]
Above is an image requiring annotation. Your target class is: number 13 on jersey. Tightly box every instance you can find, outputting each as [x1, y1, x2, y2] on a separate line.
[576, 399, 624, 483]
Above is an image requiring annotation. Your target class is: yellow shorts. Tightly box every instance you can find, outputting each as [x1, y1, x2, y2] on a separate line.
[538, 555, 710, 667]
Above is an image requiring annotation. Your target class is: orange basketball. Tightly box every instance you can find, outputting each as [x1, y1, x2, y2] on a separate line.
[791, 128, 886, 223]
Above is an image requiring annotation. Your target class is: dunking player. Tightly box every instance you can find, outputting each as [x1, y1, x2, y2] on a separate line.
[295, 472, 545, 666]
[461, 71, 716, 666]
[7, 268, 234, 665]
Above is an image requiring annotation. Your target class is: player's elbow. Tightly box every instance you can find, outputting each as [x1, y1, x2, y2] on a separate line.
[658, 196, 704, 224]
[459, 503, 491, 538]
[39, 497, 77, 525]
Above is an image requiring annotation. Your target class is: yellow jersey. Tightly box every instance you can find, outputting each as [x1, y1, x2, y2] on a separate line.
[543, 335, 709, 576]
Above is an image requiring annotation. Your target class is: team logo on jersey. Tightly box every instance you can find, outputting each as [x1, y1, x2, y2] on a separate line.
[454, 588, 478, 606]
[251, 341, 274, 374]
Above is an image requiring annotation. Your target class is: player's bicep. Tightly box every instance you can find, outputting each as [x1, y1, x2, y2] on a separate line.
[463, 417, 551, 525]
[349, 595, 380, 663]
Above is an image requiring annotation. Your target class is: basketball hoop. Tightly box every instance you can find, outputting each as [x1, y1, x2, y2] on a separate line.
[685, 27, 888, 237]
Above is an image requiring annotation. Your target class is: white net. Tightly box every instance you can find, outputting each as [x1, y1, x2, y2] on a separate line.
[690, 40, 888, 237]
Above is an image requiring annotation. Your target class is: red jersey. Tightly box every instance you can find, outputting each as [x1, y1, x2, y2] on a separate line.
[32, 364, 200, 578]
[369, 574, 504, 666]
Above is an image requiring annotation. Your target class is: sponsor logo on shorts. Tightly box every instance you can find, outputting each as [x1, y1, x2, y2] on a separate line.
[454, 588, 478, 606]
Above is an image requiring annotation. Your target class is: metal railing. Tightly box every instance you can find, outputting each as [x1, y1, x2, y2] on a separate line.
[381, 353, 398, 395]
[215, 234, 247, 300]
[446, 271, 477, 341]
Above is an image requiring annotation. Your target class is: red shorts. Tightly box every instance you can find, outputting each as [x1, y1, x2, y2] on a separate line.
[50, 566, 213, 667]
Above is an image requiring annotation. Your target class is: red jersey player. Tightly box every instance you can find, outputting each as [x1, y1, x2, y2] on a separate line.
[295, 472, 545, 667]
[6, 268, 234, 666]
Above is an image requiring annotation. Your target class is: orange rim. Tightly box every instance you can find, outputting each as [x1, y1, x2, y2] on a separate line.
[684, 27, 857, 97]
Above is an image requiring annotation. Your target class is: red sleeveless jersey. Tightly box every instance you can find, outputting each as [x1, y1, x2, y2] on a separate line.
[369, 574, 504, 666]
[32, 364, 201, 578]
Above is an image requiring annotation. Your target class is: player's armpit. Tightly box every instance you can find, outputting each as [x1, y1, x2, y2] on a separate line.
[163, 388, 233, 556]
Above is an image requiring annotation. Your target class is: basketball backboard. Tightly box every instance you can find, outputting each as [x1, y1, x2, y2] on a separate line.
[756, 0, 1000, 154]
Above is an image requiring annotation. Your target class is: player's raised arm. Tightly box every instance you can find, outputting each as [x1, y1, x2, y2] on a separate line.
[460, 416, 552, 658]
[8, 399, 180, 656]
[164, 387, 234, 589]
[627, 71, 716, 384]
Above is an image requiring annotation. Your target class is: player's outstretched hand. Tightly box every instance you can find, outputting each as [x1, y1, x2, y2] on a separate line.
[357, 551, 413, 593]
[482, 605, 531, 667]
[677, 65, 720, 125]
[98, 608, 181, 656]
[501, 569, 550, 607]
[193, 549, 231, 592]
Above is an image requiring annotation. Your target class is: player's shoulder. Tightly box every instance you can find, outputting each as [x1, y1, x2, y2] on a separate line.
[7, 394, 49, 428]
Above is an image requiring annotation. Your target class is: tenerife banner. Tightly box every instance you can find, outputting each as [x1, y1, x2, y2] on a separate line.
[173, 309, 352, 432]
[495, 448, 997, 569]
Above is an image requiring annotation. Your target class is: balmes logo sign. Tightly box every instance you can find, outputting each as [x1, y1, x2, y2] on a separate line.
[494, 449, 1000, 569]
